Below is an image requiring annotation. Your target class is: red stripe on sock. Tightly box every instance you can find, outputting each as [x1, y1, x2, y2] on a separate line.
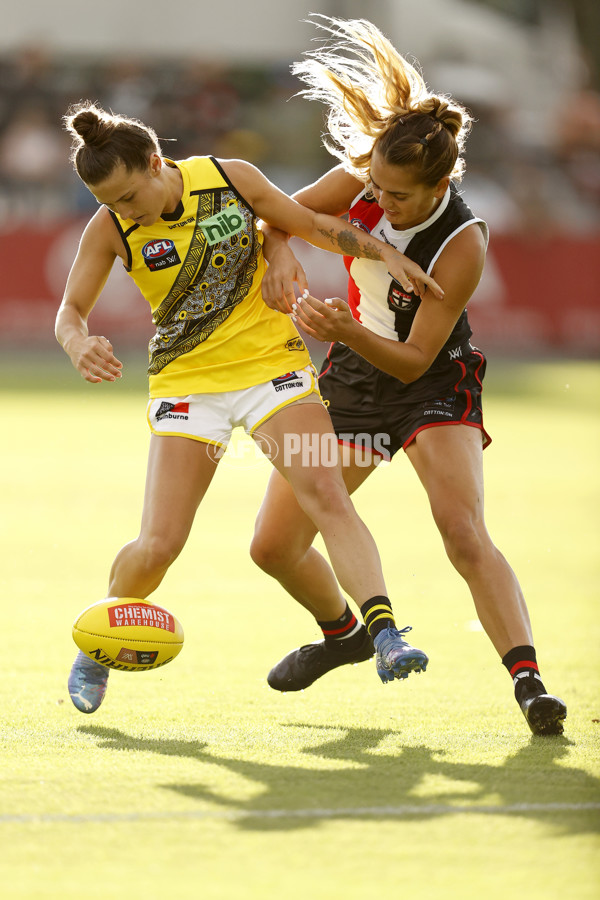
[509, 660, 539, 676]
[322, 615, 358, 636]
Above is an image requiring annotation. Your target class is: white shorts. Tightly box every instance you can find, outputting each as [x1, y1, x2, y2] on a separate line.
[147, 365, 321, 448]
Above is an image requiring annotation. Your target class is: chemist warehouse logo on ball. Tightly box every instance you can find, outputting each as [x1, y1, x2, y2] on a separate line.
[142, 239, 181, 271]
[108, 603, 175, 632]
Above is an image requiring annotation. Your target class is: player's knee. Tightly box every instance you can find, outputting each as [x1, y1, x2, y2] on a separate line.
[249, 530, 291, 576]
[298, 474, 353, 523]
[135, 532, 185, 575]
[439, 514, 488, 570]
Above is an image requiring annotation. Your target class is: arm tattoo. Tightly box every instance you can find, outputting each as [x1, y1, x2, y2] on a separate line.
[317, 225, 384, 260]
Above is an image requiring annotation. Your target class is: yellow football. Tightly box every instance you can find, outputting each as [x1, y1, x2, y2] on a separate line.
[72, 597, 184, 671]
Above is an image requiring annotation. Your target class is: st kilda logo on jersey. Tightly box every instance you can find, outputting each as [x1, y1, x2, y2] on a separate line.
[387, 279, 416, 312]
[142, 238, 181, 271]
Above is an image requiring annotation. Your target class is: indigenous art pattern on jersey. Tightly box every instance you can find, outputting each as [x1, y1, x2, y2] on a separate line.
[148, 190, 259, 374]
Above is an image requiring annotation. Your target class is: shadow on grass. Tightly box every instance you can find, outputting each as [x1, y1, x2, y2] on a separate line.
[77, 723, 600, 834]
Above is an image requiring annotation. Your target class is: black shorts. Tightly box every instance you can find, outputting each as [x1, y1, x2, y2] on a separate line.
[319, 341, 492, 460]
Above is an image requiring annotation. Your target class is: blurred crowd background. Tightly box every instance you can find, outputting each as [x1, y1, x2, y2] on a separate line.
[1, 0, 599, 356]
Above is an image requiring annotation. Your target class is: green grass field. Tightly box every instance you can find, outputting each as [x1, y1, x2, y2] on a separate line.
[1, 356, 598, 900]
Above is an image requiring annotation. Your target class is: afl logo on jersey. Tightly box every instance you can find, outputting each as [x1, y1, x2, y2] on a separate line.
[350, 218, 370, 233]
[142, 239, 181, 271]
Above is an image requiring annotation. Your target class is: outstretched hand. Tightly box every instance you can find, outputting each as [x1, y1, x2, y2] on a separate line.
[291, 292, 356, 343]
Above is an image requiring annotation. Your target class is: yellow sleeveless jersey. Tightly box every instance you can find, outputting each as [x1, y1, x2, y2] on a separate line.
[108, 156, 309, 396]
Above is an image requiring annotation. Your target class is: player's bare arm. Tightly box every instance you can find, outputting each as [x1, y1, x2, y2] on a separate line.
[55, 208, 123, 384]
[292, 165, 365, 216]
[221, 159, 443, 301]
[260, 168, 365, 311]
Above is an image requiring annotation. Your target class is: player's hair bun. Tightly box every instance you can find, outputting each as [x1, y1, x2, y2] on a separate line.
[411, 97, 463, 139]
[64, 101, 161, 183]
[70, 107, 116, 148]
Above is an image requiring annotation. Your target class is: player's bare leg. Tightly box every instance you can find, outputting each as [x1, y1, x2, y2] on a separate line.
[405, 424, 566, 734]
[252, 406, 427, 689]
[68, 436, 220, 714]
[255, 403, 386, 603]
[251, 450, 377, 619]
[406, 425, 531, 654]
[108, 436, 219, 598]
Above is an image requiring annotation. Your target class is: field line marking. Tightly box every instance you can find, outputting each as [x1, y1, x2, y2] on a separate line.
[1, 802, 599, 825]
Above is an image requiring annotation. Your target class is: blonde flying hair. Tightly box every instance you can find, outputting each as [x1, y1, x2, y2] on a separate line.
[293, 15, 472, 186]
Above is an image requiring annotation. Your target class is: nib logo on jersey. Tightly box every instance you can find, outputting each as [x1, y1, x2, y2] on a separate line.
[155, 401, 190, 422]
[200, 203, 246, 246]
[142, 238, 181, 271]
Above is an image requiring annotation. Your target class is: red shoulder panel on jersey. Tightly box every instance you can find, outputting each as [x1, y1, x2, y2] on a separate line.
[349, 194, 384, 231]
[343, 194, 384, 319]
[344, 196, 384, 271]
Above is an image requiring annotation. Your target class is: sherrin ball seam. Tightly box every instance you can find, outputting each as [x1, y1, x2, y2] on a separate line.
[73, 629, 181, 646]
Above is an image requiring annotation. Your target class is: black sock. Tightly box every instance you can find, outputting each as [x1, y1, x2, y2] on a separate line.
[317, 602, 366, 652]
[360, 596, 395, 639]
[502, 645, 546, 704]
